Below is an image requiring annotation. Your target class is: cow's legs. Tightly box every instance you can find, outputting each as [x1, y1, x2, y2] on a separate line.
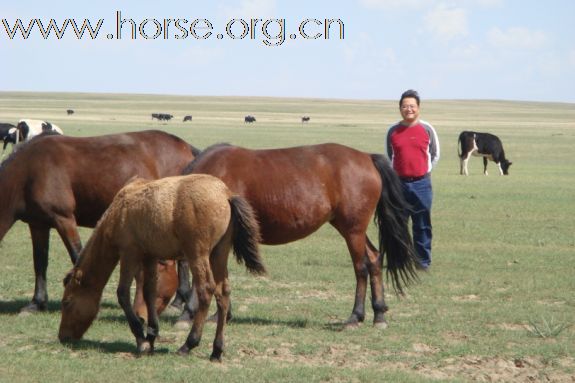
[461, 152, 472, 176]
[497, 162, 504, 176]
[483, 157, 489, 176]
[22, 224, 51, 312]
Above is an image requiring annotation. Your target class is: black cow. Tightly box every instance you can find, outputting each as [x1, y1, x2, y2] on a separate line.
[301, 116, 310, 123]
[66, 109, 74, 115]
[458, 131, 512, 176]
[183, 115, 192, 122]
[152, 113, 173, 121]
[244, 115, 256, 123]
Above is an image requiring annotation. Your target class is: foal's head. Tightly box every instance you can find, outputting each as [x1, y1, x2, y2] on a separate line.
[58, 268, 101, 342]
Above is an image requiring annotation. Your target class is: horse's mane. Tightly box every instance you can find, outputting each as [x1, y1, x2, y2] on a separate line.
[182, 143, 231, 174]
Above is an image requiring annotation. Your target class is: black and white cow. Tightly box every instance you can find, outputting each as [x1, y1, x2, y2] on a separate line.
[4, 120, 64, 153]
[458, 131, 512, 176]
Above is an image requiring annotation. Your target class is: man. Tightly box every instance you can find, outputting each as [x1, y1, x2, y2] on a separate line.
[386, 90, 440, 270]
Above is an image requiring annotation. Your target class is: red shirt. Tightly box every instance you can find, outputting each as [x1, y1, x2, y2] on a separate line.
[386, 120, 440, 178]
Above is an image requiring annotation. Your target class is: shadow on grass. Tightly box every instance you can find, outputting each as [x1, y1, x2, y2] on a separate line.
[0, 299, 124, 315]
[61, 338, 171, 355]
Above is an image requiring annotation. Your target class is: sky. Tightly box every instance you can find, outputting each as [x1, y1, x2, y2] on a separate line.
[1, 0, 574, 102]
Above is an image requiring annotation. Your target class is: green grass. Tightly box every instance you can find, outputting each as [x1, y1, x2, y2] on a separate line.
[0, 92, 574, 382]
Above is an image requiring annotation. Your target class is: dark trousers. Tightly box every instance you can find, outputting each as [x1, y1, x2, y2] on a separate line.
[401, 176, 433, 269]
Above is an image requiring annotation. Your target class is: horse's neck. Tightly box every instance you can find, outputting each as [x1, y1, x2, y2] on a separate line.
[76, 227, 120, 290]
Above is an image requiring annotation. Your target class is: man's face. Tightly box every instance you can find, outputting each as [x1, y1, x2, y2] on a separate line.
[400, 97, 420, 124]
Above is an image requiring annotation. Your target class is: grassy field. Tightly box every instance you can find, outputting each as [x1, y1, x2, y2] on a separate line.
[0, 91, 574, 382]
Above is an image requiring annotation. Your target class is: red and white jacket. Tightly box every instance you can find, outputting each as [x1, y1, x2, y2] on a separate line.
[386, 120, 440, 179]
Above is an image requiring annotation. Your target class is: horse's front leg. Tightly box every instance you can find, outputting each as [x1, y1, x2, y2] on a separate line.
[142, 259, 160, 352]
[117, 257, 149, 354]
[23, 224, 51, 312]
[169, 260, 190, 310]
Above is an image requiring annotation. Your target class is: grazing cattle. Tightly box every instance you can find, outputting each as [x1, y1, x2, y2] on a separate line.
[0, 123, 15, 159]
[58, 174, 265, 361]
[152, 113, 173, 121]
[0, 130, 199, 313]
[244, 115, 256, 123]
[66, 109, 74, 115]
[458, 131, 512, 176]
[301, 116, 310, 123]
[183, 115, 193, 122]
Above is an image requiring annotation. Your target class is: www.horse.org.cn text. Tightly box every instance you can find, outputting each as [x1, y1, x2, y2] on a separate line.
[1, 11, 345, 46]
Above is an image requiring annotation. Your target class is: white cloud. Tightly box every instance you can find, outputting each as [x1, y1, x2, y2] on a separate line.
[424, 6, 468, 42]
[487, 27, 547, 49]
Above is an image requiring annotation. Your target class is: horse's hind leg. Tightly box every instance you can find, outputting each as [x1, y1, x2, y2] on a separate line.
[177, 254, 215, 356]
[367, 237, 389, 328]
[338, 230, 370, 328]
[117, 255, 148, 354]
[208, 236, 232, 362]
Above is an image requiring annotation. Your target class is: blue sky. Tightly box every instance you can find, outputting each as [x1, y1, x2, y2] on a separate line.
[1, 0, 574, 102]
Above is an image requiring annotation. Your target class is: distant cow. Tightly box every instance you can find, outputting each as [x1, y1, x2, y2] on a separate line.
[152, 113, 173, 121]
[183, 115, 192, 122]
[244, 115, 256, 123]
[458, 131, 512, 176]
[301, 116, 310, 123]
[67, 109, 74, 115]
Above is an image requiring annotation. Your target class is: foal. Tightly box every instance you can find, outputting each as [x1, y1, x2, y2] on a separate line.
[58, 174, 266, 361]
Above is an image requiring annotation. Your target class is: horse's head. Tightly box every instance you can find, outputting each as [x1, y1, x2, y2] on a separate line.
[58, 268, 100, 342]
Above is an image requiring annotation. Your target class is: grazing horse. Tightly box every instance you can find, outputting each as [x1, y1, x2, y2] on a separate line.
[177, 143, 419, 328]
[0, 130, 198, 312]
[58, 175, 266, 361]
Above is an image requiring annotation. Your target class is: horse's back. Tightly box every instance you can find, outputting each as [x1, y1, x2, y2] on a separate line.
[186, 143, 381, 244]
[3, 130, 196, 227]
[108, 174, 232, 258]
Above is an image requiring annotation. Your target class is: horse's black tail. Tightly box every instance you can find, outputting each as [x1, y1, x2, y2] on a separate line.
[229, 196, 266, 275]
[370, 154, 419, 294]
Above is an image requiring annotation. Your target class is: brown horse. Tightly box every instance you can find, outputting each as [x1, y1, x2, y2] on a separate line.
[176, 143, 419, 328]
[58, 175, 266, 361]
[0, 130, 198, 312]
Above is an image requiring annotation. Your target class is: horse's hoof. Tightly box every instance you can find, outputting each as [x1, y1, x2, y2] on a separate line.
[174, 320, 192, 331]
[210, 355, 222, 363]
[177, 345, 190, 356]
[374, 320, 389, 330]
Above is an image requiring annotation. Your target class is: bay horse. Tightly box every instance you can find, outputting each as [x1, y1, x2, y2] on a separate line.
[58, 175, 266, 361]
[0, 130, 198, 313]
[176, 143, 419, 328]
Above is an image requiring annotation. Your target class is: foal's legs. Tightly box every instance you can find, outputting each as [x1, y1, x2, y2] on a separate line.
[178, 253, 215, 356]
[117, 255, 149, 354]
